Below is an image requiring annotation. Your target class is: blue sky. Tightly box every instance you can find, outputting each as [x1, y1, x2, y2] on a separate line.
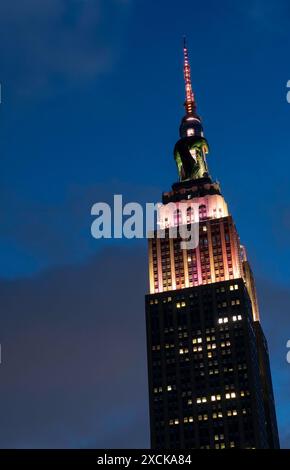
[0, 0, 290, 448]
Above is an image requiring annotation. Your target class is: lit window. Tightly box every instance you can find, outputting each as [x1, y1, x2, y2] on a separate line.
[211, 395, 216, 402]
[167, 385, 172, 391]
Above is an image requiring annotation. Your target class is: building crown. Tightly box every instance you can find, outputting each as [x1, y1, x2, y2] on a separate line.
[174, 39, 210, 182]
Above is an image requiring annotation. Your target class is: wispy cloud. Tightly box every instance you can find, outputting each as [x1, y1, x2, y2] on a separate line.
[237, 0, 290, 33]
[0, 181, 159, 277]
[0, 0, 131, 95]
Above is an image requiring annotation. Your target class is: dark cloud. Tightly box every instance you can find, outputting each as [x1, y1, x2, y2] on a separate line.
[0, 246, 289, 448]
[0, 0, 131, 95]
[256, 278, 290, 448]
[0, 245, 149, 448]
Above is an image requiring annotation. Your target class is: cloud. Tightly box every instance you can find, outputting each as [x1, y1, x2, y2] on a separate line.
[281, 207, 290, 239]
[237, 0, 290, 33]
[0, 0, 131, 95]
[0, 245, 149, 448]
[0, 181, 160, 277]
[256, 278, 290, 448]
[0, 246, 289, 448]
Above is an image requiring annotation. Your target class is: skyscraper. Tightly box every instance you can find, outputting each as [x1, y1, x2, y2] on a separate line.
[145, 40, 279, 449]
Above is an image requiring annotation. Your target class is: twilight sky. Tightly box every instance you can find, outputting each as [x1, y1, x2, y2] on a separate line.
[0, 0, 290, 448]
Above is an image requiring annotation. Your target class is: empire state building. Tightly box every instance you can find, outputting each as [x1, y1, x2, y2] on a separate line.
[145, 41, 279, 449]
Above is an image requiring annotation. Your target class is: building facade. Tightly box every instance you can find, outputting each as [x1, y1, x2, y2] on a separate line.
[145, 41, 279, 449]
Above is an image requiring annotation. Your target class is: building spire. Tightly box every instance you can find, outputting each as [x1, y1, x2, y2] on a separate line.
[174, 38, 209, 181]
[183, 37, 196, 115]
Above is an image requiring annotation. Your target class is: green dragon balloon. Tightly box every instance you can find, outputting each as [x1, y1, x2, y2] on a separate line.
[174, 135, 209, 181]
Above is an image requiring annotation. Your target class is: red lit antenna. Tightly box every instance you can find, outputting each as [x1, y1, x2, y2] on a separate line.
[183, 37, 196, 115]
